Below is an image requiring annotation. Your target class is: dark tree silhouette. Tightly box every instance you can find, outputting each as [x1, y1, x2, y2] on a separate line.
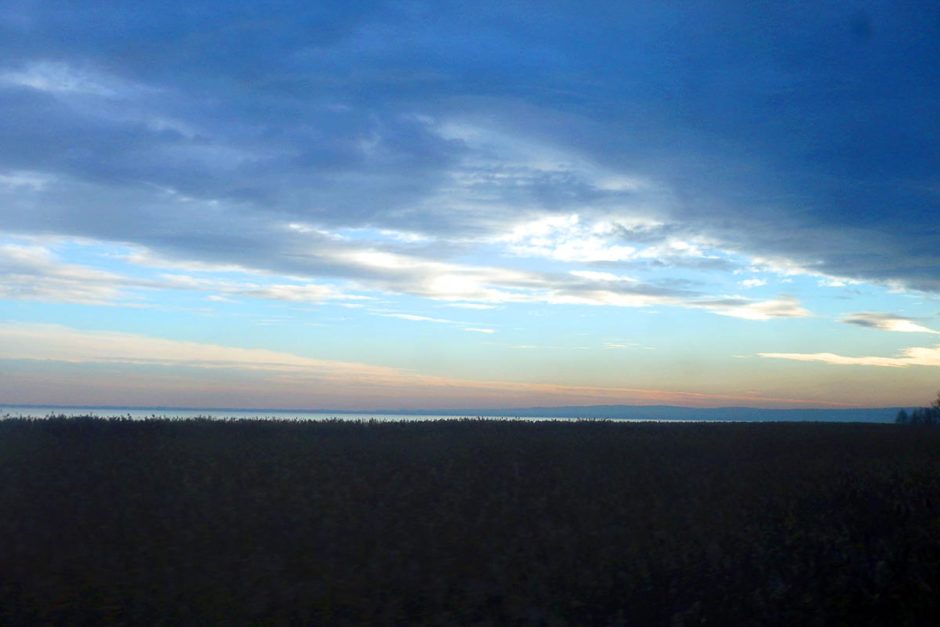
[898, 392, 940, 425]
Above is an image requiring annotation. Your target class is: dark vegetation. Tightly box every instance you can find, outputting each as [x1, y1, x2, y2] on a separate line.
[3, 417, 940, 626]
[896, 392, 940, 425]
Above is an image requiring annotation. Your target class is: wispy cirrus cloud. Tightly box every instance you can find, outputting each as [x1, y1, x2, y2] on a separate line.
[842, 312, 940, 335]
[760, 345, 940, 369]
[0, 236, 810, 321]
[0, 242, 127, 304]
[376, 312, 455, 324]
[372, 313, 495, 335]
[0, 322, 402, 377]
[0, 240, 366, 306]
[444, 303, 497, 310]
[0, 61, 132, 98]
[694, 296, 810, 321]
[0, 322, 844, 409]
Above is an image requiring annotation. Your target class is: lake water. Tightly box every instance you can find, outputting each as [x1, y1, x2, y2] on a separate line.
[0, 405, 895, 422]
[0, 406, 581, 421]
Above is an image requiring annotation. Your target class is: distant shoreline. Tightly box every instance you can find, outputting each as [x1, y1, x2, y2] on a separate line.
[0, 403, 902, 422]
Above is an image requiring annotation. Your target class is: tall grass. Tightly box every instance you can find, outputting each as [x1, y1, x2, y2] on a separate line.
[1, 417, 939, 625]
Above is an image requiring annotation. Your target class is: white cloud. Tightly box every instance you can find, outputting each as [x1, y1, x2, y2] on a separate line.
[0, 243, 127, 304]
[124, 249, 260, 274]
[748, 256, 816, 277]
[0, 170, 53, 191]
[500, 214, 640, 262]
[760, 345, 940, 368]
[372, 314, 495, 335]
[377, 312, 454, 323]
[377, 229, 430, 243]
[0, 62, 121, 96]
[842, 312, 939, 334]
[697, 296, 810, 321]
[444, 303, 497, 310]
[236, 283, 366, 303]
[0, 233, 812, 323]
[0, 241, 368, 306]
[489, 209, 732, 267]
[738, 278, 767, 288]
[546, 290, 670, 308]
[569, 270, 635, 283]
[749, 256, 861, 289]
[331, 243, 808, 320]
[433, 118, 654, 202]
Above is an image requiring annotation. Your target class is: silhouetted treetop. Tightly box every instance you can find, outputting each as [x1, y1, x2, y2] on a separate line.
[896, 392, 940, 425]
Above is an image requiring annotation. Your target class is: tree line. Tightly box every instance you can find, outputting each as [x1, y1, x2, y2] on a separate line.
[896, 392, 940, 425]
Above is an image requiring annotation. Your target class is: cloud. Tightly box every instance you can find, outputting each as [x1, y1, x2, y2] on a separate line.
[0, 62, 133, 97]
[0, 322, 846, 409]
[0, 233, 810, 324]
[694, 296, 810, 321]
[604, 342, 641, 350]
[569, 270, 635, 283]
[842, 312, 940, 334]
[760, 345, 940, 368]
[227, 283, 360, 304]
[2, 2, 937, 302]
[0, 242, 128, 304]
[491, 209, 731, 270]
[444, 303, 496, 310]
[377, 312, 455, 324]
[0, 170, 52, 190]
[373, 314, 495, 334]
[499, 214, 641, 262]
[0, 322, 405, 377]
[0, 240, 366, 306]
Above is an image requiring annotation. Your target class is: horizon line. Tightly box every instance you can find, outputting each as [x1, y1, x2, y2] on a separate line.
[1, 402, 905, 414]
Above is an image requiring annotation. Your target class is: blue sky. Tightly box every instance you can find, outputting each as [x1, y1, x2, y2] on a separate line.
[2, 1, 940, 409]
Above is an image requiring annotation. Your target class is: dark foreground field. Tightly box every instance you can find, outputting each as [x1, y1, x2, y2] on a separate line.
[2, 418, 940, 625]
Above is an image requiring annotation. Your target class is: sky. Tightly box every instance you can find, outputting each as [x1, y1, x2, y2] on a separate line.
[1, 1, 940, 410]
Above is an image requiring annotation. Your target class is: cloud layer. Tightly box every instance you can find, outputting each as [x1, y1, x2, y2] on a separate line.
[0, 238, 810, 321]
[0, 322, 832, 409]
[0, 2, 937, 295]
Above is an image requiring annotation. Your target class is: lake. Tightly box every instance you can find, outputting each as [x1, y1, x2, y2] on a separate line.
[0, 405, 582, 421]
